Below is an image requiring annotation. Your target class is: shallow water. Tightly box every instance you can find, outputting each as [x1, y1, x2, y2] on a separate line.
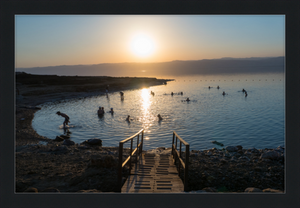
[32, 73, 285, 150]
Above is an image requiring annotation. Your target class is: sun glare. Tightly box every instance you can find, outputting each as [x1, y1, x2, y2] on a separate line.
[130, 34, 155, 57]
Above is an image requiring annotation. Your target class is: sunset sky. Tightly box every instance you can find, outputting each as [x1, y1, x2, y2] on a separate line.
[15, 15, 285, 68]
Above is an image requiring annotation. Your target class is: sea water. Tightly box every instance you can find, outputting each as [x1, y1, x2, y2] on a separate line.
[32, 73, 285, 150]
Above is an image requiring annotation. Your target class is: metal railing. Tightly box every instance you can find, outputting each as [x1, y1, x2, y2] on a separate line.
[172, 131, 190, 192]
[117, 129, 144, 192]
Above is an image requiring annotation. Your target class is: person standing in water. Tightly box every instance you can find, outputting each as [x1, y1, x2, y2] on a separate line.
[157, 114, 163, 121]
[56, 111, 70, 128]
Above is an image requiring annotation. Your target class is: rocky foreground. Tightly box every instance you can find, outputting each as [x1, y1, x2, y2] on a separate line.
[15, 73, 284, 193]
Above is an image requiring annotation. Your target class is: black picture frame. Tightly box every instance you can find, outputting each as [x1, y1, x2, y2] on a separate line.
[1, 0, 299, 208]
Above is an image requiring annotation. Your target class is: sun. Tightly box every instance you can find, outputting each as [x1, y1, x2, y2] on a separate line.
[130, 34, 155, 57]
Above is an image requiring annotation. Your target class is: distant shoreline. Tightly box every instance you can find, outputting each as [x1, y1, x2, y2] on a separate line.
[16, 56, 284, 77]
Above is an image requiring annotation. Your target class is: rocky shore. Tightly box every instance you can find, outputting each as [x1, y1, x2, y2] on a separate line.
[15, 72, 284, 193]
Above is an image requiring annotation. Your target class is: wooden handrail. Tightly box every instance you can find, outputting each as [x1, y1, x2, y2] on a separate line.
[172, 131, 190, 192]
[117, 129, 144, 192]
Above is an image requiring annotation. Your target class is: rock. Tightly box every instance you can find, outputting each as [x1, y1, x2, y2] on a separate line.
[157, 147, 165, 150]
[226, 146, 238, 152]
[82, 138, 102, 146]
[239, 156, 250, 161]
[236, 145, 243, 150]
[60, 135, 71, 139]
[248, 148, 259, 153]
[54, 146, 69, 152]
[202, 187, 217, 192]
[212, 141, 224, 146]
[24, 187, 38, 192]
[62, 139, 75, 146]
[244, 187, 262, 192]
[260, 150, 280, 160]
[206, 152, 212, 156]
[41, 187, 60, 192]
[89, 155, 117, 168]
[262, 188, 283, 193]
[220, 159, 228, 164]
[54, 136, 64, 142]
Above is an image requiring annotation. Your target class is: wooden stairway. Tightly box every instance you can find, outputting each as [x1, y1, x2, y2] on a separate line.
[121, 153, 184, 193]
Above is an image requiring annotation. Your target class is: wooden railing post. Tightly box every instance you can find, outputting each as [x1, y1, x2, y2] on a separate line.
[136, 134, 139, 162]
[140, 130, 144, 154]
[129, 138, 133, 173]
[172, 132, 175, 156]
[118, 142, 123, 192]
[184, 144, 189, 192]
[179, 141, 182, 176]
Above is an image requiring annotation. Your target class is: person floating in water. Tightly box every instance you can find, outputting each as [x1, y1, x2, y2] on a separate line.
[157, 114, 163, 121]
[186, 98, 190, 101]
[208, 86, 211, 89]
[108, 108, 114, 114]
[98, 107, 104, 116]
[180, 92, 183, 95]
[222, 91, 226, 96]
[217, 86, 220, 89]
[56, 111, 70, 128]
[171, 92, 174, 96]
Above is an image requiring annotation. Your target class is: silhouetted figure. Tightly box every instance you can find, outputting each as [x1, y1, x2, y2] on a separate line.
[98, 107, 104, 116]
[245, 92, 248, 97]
[56, 111, 70, 128]
[180, 92, 183, 95]
[208, 86, 211, 89]
[186, 98, 190, 102]
[242, 88, 246, 93]
[171, 92, 174, 96]
[120, 92, 124, 96]
[222, 91, 226, 96]
[126, 115, 132, 122]
[157, 114, 163, 121]
[217, 86, 220, 89]
[108, 108, 114, 114]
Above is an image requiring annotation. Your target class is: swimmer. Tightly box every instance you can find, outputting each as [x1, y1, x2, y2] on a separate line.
[217, 86, 220, 89]
[186, 98, 190, 101]
[242, 88, 245, 93]
[208, 86, 211, 89]
[171, 92, 174, 96]
[126, 115, 132, 122]
[157, 114, 163, 121]
[180, 92, 183, 95]
[98, 107, 104, 116]
[108, 108, 114, 114]
[222, 91, 226, 96]
[56, 111, 70, 128]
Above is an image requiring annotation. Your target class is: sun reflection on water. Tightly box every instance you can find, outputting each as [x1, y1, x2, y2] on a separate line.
[140, 88, 154, 131]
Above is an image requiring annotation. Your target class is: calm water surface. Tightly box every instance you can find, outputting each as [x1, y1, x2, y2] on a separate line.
[32, 73, 285, 150]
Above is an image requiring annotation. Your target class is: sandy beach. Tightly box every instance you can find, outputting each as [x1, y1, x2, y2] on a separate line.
[15, 73, 284, 193]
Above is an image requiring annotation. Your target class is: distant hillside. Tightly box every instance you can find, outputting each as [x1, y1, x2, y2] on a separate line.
[16, 57, 284, 77]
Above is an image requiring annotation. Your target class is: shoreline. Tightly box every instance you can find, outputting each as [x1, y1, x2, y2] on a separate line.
[15, 73, 284, 193]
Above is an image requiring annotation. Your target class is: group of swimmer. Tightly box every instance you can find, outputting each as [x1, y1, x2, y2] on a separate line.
[56, 86, 249, 128]
[171, 92, 183, 96]
[97, 106, 114, 116]
[208, 85, 248, 97]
